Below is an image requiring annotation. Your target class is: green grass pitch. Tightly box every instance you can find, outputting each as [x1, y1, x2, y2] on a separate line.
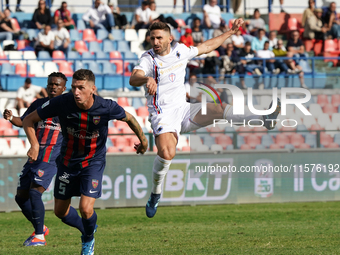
[1, 202, 340, 254]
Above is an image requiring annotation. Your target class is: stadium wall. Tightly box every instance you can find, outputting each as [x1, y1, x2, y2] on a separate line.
[1, 150, 340, 212]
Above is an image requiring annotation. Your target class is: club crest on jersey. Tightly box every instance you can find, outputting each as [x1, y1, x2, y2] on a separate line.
[92, 179, 99, 189]
[176, 51, 180, 59]
[38, 170, 44, 177]
[93, 116, 100, 125]
[168, 73, 176, 82]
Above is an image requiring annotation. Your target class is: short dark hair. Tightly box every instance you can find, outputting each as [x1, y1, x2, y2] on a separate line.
[245, 41, 251, 46]
[264, 41, 270, 44]
[258, 28, 265, 33]
[48, 72, 68, 83]
[254, 8, 260, 13]
[73, 69, 95, 83]
[193, 17, 201, 22]
[142, 0, 149, 5]
[61, 1, 67, 5]
[148, 22, 171, 34]
[25, 78, 32, 84]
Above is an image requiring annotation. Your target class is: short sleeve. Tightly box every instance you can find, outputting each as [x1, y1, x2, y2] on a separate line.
[17, 87, 24, 99]
[178, 43, 198, 60]
[20, 100, 39, 120]
[108, 100, 126, 120]
[54, 10, 60, 17]
[36, 96, 61, 120]
[33, 85, 42, 94]
[133, 53, 153, 77]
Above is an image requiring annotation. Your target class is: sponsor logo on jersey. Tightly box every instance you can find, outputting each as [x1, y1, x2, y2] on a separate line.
[59, 172, 70, 184]
[92, 179, 99, 189]
[168, 73, 176, 82]
[38, 169, 44, 177]
[67, 127, 100, 139]
[93, 116, 100, 125]
[176, 51, 180, 59]
[41, 100, 50, 108]
[157, 126, 163, 133]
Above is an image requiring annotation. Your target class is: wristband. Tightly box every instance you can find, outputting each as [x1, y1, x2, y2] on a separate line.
[9, 115, 13, 121]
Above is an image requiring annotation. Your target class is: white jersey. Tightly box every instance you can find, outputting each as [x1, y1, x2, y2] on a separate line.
[134, 43, 198, 115]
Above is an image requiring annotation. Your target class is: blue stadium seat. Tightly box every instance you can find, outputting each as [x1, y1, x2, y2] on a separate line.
[96, 52, 109, 63]
[12, 13, 34, 23]
[284, 144, 295, 150]
[296, 124, 308, 137]
[82, 52, 95, 63]
[77, 20, 86, 31]
[121, 12, 133, 24]
[102, 61, 116, 74]
[220, 13, 234, 23]
[103, 40, 116, 52]
[261, 134, 274, 148]
[67, 51, 81, 61]
[237, 135, 244, 148]
[132, 98, 144, 109]
[89, 41, 102, 53]
[26, 29, 38, 41]
[172, 30, 181, 41]
[70, 29, 81, 41]
[1, 63, 14, 75]
[305, 133, 317, 148]
[38, 51, 52, 61]
[106, 138, 113, 148]
[75, 61, 87, 71]
[255, 144, 266, 150]
[117, 41, 130, 53]
[202, 136, 216, 147]
[123, 51, 138, 64]
[225, 126, 235, 138]
[226, 144, 234, 150]
[202, 29, 214, 40]
[97, 29, 109, 41]
[110, 29, 124, 41]
[88, 61, 102, 75]
[334, 134, 340, 145]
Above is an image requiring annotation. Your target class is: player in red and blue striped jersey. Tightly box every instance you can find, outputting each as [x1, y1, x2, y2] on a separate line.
[3, 72, 67, 246]
[23, 69, 148, 255]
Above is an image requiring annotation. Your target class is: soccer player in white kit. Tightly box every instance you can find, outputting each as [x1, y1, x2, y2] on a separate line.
[130, 19, 281, 218]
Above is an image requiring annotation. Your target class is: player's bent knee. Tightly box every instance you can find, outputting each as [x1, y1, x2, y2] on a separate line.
[158, 147, 176, 160]
[16, 189, 29, 200]
[79, 205, 94, 219]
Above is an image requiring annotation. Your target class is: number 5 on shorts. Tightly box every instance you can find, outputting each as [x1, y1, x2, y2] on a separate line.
[59, 182, 66, 195]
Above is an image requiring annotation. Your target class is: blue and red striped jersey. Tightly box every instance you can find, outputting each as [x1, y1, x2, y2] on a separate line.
[36, 93, 126, 169]
[21, 98, 62, 165]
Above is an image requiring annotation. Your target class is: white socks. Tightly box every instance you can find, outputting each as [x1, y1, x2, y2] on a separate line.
[35, 234, 44, 240]
[152, 155, 171, 194]
[223, 105, 263, 126]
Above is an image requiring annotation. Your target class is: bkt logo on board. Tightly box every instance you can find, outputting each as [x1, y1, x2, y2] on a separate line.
[161, 159, 233, 202]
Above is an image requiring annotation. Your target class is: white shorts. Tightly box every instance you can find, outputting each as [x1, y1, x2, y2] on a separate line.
[149, 102, 202, 138]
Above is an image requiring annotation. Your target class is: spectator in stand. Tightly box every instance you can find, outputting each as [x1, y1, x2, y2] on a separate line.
[239, 21, 254, 43]
[192, 17, 204, 46]
[322, 2, 340, 39]
[273, 39, 307, 88]
[231, 28, 244, 52]
[203, 0, 222, 29]
[268, 31, 278, 49]
[180, 28, 194, 47]
[16, 78, 47, 110]
[213, 20, 232, 56]
[108, 3, 127, 29]
[0, 9, 20, 41]
[142, 30, 152, 50]
[134, 1, 152, 31]
[247, 8, 266, 37]
[54, 1, 75, 30]
[251, 28, 268, 53]
[287, 30, 307, 58]
[53, 19, 70, 54]
[303, 8, 327, 40]
[256, 41, 280, 75]
[35, 24, 54, 56]
[31, 0, 52, 29]
[184, 74, 201, 103]
[173, 0, 186, 13]
[239, 41, 263, 89]
[302, 0, 315, 27]
[5, 0, 23, 12]
[149, 1, 178, 29]
[82, 0, 115, 32]
[219, 43, 239, 82]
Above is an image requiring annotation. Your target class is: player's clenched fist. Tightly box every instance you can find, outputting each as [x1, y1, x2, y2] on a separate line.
[3, 109, 12, 120]
[146, 77, 157, 95]
[134, 141, 148, 154]
[27, 144, 39, 162]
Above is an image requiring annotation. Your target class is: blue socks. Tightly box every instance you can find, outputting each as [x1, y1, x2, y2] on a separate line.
[15, 195, 33, 225]
[82, 211, 97, 242]
[61, 206, 85, 236]
[29, 189, 45, 235]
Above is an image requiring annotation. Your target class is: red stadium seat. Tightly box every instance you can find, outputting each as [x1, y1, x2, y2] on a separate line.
[108, 127, 119, 134]
[209, 126, 223, 137]
[110, 51, 129, 74]
[117, 97, 130, 107]
[253, 126, 267, 138]
[290, 133, 304, 147]
[317, 94, 329, 107]
[326, 142, 339, 148]
[15, 63, 27, 77]
[313, 40, 323, 56]
[175, 19, 186, 27]
[74, 41, 88, 54]
[107, 146, 119, 152]
[270, 143, 281, 149]
[303, 39, 314, 52]
[240, 144, 252, 150]
[16, 40, 29, 50]
[297, 143, 310, 149]
[331, 94, 340, 108]
[320, 132, 333, 147]
[245, 134, 261, 148]
[215, 134, 232, 149]
[3, 129, 19, 142]
[0, 51, 8, 63]
[275, 133, 289, 148]
[136, 106, 149, 117]
[280, 126, 296, 138]
[52, 50, 66, 63]
[323, 104, 337, 117]
[237, 126, 252, 137]
[310, 123, 324, 134]
[115, 120, 129, 130]
[181, 146, 191, 151]
[129, 136, 140, 147]
[11, 18, 20, 30]
[122, 146, 135, 152]
[115, 136, 129, 148]
[82, 29, 97, 42]
[288, 17, 298, 30]
[323, 39, 340, 66]
[0, 119, 12, 131]
[58, 61, 74, 77]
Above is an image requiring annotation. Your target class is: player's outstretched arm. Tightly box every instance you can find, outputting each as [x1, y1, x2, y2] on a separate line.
[130, 69, 157, 95]
[197, 18, 244, 56]
[22, 110, 42, 162]
[121, 111, 148, 154]
[3, 109, 23, 127]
